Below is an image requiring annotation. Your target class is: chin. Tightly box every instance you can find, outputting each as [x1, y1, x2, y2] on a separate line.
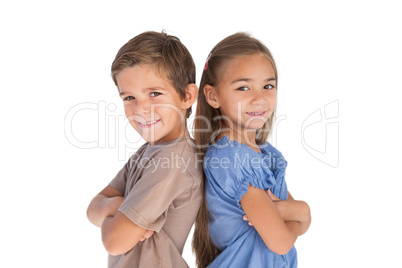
[145, 136, 160, 143]
[247, 123, 266, 130]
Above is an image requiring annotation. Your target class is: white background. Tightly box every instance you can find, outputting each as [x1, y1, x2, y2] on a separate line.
[1, 0, 401, 267]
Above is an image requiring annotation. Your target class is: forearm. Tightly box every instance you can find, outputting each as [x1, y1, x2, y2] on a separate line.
[101, 212, 147, 256]
[87, 195, 124, 227]
[277, 200, 311, 235]
[298, 219, 311, 235]
[286, 221, 301, 238]
[258, 215, 299, 255]
[242, 186, 300, 255]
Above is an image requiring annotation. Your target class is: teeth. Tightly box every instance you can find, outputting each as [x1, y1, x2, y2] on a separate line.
[144, 120, 158, 125]
[249, 112, 264, 115]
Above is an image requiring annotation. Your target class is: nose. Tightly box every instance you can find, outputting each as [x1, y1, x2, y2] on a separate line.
[135, 99, 150, 114]
[250, 90, 267, 106]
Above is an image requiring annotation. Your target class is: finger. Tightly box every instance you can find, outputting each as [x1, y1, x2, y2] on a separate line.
[243, 215, 254, 226]
[267, 189, 280, 201]
[142, 230, 154, 240]
[139, 237, 145, 242]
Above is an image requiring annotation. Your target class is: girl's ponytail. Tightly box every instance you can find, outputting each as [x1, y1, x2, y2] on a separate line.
[192, 183, 220, 268]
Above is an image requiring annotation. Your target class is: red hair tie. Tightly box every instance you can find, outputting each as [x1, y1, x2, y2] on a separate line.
[204, 53, 212, 71]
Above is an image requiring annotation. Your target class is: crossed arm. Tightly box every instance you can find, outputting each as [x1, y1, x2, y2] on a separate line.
[240, 186, 311, 255]
[275, 191, 311, 236]
[87, 186, 154, 256]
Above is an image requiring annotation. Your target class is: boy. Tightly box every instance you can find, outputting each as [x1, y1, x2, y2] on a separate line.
[87, 31, 202, 268]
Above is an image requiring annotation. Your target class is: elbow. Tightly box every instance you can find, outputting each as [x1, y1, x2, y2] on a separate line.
[300, 201, 312, 236]
[103, 240, 125, 256]
[302, 201, 311, 222]
[101, 218, 122, 256]
[86, 203, 97, 226]
[103, 239, 137, 257]
[102, 231, 129, 256]
[265, 229, 298, 255]
[101, 218, 137, 256]
[104, 246, 123, 257]
[87, 202, 103, 227]
[102, 238, 118, 256]
[270, 244, 294, 256]
[86, 202, 94, 221]
[102, 225, 116, 255]
[86, 196, 104, 227]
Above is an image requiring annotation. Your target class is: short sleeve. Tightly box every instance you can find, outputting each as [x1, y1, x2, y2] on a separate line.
[204, 139, 276, 207]
[108, 162, 129, 194]
[118, 149, 195, 232]
[108, 144, 147, 194]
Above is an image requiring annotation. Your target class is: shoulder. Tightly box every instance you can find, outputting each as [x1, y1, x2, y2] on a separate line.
[203, 136, 254, 185]
[204, 137, 278, 205]
[125, 142, 149, 169]
[205, 135, 247, 160]
[147, 136, 202, 183]
[205, 136, 261, 171]
[261, 142, 285, 158]
[147, 136, 197, 158]
[260, 142, 288, 170]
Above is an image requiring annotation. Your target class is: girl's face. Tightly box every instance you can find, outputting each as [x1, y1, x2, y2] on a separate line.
[208, 53, 277, 137]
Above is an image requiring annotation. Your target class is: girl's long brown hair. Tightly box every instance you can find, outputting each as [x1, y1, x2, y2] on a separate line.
[192, 32, 278, 268]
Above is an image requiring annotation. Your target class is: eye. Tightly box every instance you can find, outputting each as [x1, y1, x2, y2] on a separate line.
[264, 84, 275, 90]
[150, 92, 162, 97]
[237, 86, 249, 91]
[123, 96, 135, 101]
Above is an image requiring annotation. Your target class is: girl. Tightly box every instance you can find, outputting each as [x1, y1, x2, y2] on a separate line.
[192, 33, 311, 268]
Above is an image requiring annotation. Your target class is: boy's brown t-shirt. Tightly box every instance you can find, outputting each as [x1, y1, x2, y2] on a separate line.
[107, 136, 202, 268]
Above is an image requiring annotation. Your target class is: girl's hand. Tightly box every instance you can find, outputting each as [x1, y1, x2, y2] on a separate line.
[267, 189, 280, 202]
[139, 230, 154, 242]
[243, 214, 253, 226]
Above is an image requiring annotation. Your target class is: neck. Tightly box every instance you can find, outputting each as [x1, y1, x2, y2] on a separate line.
[217, 128, 261, 153]
[150, 122, 189, 146]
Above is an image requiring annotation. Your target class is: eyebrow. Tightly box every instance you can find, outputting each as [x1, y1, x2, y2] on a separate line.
[119, 87, 166, 96]
[231, 78, 276, 84]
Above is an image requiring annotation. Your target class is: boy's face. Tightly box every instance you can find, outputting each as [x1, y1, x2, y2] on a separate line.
[116, 64, 187, 145]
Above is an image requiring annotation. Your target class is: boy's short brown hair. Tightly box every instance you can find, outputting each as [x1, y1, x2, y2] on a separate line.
[111, 31, 196, 117]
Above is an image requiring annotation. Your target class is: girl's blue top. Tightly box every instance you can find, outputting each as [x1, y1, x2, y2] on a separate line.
[204, 136, 297, 268]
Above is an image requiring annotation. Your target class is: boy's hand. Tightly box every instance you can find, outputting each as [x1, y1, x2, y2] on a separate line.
[139, 230, 154, 242]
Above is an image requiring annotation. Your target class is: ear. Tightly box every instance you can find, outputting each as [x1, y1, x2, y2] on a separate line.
[203, 84, 220, 109]
[181, 83, 198, 110]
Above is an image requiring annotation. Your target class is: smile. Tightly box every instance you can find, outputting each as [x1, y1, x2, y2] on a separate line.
[246, 111, 266, 117]
[138, 119, 161, 128]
